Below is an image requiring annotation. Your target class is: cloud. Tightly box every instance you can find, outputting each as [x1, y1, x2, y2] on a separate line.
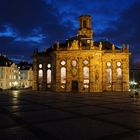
[95, 0, 140, 62]
[0, 0, 75, 61]
[0, 0, 139, 63]
[0, 25, 17, 37]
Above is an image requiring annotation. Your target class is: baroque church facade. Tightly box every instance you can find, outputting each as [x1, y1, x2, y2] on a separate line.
[32, 15, 130, 92]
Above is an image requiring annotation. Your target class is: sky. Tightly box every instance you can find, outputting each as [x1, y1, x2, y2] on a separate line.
[0, 0, 140, 64]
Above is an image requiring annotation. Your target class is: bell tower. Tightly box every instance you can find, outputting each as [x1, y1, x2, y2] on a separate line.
[78, 15, 93, 38]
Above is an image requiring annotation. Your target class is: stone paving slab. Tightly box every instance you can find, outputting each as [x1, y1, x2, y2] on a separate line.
[0, 90, 140, 140]
[36, 118, 129, 140]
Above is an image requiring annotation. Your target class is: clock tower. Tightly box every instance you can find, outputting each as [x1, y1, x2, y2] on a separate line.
[78, 15, 93, 39]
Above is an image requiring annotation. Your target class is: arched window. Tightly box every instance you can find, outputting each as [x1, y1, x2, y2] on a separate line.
[47, 69, 51, 84]
[47, 64, 51, 68]
[116, 62, 122, 82]
[83, 67, 89, 88]
[106, 68, 112, 83]
[39, 64, 42, 68]
[117, 68, 122, 81]
[61, 67, 66, 84]
[83, 67, 89, 79]
[83, 60, 89, 65]
[38, 69, 43, 83]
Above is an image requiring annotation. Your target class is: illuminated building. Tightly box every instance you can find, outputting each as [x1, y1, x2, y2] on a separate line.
[0, 54, 19, 89]
[33, 15, 130, 92]
[17, 61, 33, 88]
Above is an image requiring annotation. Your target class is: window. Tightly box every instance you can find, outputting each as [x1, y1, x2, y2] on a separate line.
[106, 62, 112, 84]
[38, 69, 43, 83]
[117, 68, 122, 81]
[106, 68, 112, 83]
[39, 64, 42, 68]
[116, 62, 122, 82]
[47, 64, 51, 85]
[47, 64, 51, 68]
[117, 62, 121, 67]
[61, 60, 66, 66]
[61, 67, 66, 84]
[83, 67, 89, 79]
[83, 60, 89, 65]
[83, 66, 89, 88]
[72, 60, 77, 67]
[107, 62, 111, 67]
[47, 69, 51, 84]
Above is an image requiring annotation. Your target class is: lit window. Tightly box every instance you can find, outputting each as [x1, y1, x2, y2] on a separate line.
[61, 60, 66, 66]
[83, 66, 89, 88]
[117, 68, 122, 81]
[38, 69, 43, 82]
[84, 84, 89, 88]
[83, 67, 89, 79]
[117, 62, 121, 67]
[107, 62, 111, 67]
[72, 60, 77, 67]
[39, 64, 42, 68]
[106, 68, 112, 83]
[47, 64, 51, 68]
[83, 60, 89, 65]
[9, 82, 11, 87]
[61, 85, 65, 89]
[61, 67, 66, 84]
[47, 69, 51, 84]
[83, 79, 89, 84]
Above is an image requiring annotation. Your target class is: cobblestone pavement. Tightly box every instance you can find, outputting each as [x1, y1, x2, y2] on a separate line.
[0, 90, 140, 140]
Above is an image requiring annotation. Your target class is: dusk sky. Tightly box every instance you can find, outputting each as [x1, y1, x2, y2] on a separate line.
[0, 0, 140, 63]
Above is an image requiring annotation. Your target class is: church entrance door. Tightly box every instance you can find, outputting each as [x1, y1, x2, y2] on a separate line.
[72, 81, 78, 91]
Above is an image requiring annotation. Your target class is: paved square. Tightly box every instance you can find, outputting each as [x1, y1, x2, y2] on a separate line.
[0, 90, 140, 140]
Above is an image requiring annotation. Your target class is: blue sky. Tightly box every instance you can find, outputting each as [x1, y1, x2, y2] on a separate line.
[0, 0, 139, 64]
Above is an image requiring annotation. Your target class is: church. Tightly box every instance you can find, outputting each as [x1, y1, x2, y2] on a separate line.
[32, 15, 130, 92]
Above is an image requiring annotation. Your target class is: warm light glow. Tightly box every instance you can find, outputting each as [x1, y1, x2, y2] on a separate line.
[72, 60, 77, 67]
[12, 90, 20, 98]
[47, 69, 51, 84]
[83, 60, 89, 65]
[83, 66, 89, 79]
[130, 81, 138, 85]
[14, 81, 18, 86]
[83, 79, 89, 84]
[61, 60, 66, 65]
[47, 64, 51, 68]
[9, 82, 12, 87]
[38, 69, 43, 82]
[117, 68, 122, 81]
[107, 62, 111, 67]
[106, 68, 112, 83]
[117, 62, 121, 67]
[39, 64, 42, 68]
[61, 67, 66, 84]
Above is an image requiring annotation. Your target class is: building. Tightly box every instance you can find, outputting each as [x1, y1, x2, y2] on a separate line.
[33, 15, 130, 92]
[17, 61, 33, 88]
[0, 54, 19, 89]
[129, 61, 140, 89]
